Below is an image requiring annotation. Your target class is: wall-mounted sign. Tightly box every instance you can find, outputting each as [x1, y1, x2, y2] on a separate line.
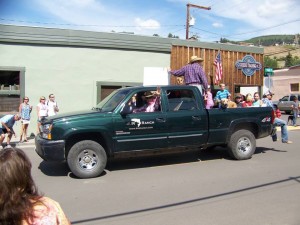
[264, 67, 274, 77]
[235, 55, 262, 76]
[144, 67, 170, 86]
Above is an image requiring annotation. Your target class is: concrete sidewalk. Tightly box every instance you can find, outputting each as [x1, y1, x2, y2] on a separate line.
[277, 125, 300, 131]
[1, 135, 35, 149]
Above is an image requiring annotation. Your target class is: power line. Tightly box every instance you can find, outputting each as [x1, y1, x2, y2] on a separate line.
[224, 19, 300, 38]
[0, 18, 183, 28]
[212, 0, 247, 14]
[190, 18, 300, 41]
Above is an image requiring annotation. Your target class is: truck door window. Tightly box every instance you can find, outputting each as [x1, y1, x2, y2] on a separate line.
[130, 91, 161, 113]
[167, 89, 197, 111]
[290, 95, 296, 101]
[96, 89, 130, 112]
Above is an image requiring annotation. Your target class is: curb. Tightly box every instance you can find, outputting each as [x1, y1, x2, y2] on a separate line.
[1, 137, 35, 149]
[3, 127, 299, 149]
[277, 126, 300, 131]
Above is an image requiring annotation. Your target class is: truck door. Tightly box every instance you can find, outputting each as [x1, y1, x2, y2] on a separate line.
[165, 88, 209, 147]
[112, 90, 168, 152]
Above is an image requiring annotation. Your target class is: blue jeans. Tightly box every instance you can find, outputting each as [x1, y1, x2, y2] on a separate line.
[189, 83, 203, 95]
[271, 118, 289, 143]
[292, 110, 298, 126]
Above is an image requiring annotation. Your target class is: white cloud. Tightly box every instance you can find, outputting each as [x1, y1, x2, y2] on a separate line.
[52, 0, 99, 9]
[35, 0, 105, 23]
[257, 0, 290, 18]
[134, 18, 160, 30]
[211, 0, 300, 39]
[212, 22, 223, 28]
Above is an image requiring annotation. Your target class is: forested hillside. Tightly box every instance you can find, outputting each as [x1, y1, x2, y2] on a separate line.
[246, 35, 298, 46]
[220, 34, 299, 46]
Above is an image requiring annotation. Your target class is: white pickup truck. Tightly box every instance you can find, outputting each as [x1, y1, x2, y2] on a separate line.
[273, 94, 300, 114]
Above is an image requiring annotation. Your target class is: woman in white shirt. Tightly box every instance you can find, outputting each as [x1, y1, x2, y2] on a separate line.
[47, 94, 59, 117]
[36, 96, 48, 134]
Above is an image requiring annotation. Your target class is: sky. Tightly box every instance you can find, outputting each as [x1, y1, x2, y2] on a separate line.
[0, 0, 300, 42]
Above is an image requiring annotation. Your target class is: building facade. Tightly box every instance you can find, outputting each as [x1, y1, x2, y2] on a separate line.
[268, 65, 300, 101]
[0, 24, 264, 136]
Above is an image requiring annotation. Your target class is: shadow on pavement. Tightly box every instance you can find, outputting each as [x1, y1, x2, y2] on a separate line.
[38, 146, 282, 177]
[38, 161, 107, 179]
[255, 146, 287, 154]
[38, 161, 70, 177]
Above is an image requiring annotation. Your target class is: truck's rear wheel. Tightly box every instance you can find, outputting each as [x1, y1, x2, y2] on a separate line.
[228, 129, 256, 160]
[67, 140, 107, 178]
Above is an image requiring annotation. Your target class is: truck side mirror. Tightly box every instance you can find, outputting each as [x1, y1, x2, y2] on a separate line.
[120, 105, 133, 116]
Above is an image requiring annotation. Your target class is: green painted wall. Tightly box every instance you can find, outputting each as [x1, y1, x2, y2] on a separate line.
[0, 43, 170, 136]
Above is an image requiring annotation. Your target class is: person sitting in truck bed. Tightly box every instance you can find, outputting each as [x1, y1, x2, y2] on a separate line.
[133, 89, 161, 113]
[214, 83, 231, 108]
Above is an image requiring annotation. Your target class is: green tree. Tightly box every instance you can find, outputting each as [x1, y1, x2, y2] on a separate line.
[220, 38, 230, 43]
[264, 56, 278, 68]
[167, 33, 179, 38]
[285, 52, 293, 67]
[293, 56, 300, 65]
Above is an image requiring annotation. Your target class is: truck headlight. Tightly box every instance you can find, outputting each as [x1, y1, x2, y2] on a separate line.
[41, 124, 53, 140]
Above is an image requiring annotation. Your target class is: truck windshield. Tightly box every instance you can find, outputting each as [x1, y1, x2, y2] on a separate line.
[95, 89, 130, 112]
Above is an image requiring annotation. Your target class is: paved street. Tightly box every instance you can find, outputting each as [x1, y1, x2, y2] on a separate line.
[5, 114, 300, 225]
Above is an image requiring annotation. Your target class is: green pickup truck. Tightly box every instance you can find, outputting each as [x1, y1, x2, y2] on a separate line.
[35, 85, 274, 178]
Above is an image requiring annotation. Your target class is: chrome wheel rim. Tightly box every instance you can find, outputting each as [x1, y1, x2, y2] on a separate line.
[78, 149, 98, 171]
[237, 137, 251, 154]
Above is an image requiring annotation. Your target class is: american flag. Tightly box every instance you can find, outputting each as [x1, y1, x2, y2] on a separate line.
[214, 51, 223, 84]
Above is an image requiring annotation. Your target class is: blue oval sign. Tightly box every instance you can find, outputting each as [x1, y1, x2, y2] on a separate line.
[235, 55, 262, 76]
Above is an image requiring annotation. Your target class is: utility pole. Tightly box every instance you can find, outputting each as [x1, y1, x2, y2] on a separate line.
[186, 3, 211, 40]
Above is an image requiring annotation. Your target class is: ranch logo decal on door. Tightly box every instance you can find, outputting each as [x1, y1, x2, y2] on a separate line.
[235, 55, 262, 76]
[126, 118, 155, 130]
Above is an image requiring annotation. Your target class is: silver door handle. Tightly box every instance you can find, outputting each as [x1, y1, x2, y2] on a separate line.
[156, 118, 166, 123]
[192, 116, 201, 121]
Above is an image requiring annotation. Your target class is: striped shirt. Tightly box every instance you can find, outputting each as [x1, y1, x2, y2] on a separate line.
[215, 89, 230, 101]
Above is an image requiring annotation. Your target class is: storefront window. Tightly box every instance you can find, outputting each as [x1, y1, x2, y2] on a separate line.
[0, 70, 20, 116]
[290, 83, 299, 92]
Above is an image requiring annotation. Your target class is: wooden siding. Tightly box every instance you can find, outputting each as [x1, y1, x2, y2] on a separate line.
[170, 45, 264, 95]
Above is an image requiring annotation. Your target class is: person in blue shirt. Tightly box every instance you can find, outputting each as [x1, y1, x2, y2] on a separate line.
[0, 114, 21, 148]
[262, 91, 292, 144]
[291, 96, 299, 127]
[215, 83, 231, 108]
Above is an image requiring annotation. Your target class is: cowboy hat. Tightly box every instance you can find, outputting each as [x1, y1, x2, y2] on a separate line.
[144, 91, 157, 98]
[190, 55, 203, 63]
[264, 90, 274, 96]
[235, 94, 242, 99]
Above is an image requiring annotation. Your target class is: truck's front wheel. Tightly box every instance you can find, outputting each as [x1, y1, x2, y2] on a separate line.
[67, 140, 107, 178]
[228, 129, 256, 160]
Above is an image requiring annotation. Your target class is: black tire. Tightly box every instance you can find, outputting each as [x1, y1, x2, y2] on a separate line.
[227, 129, 256, 160]
[67, 140, 107, 178]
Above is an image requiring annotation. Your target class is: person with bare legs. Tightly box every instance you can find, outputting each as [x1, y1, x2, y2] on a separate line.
[19, 96, 32, 142]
